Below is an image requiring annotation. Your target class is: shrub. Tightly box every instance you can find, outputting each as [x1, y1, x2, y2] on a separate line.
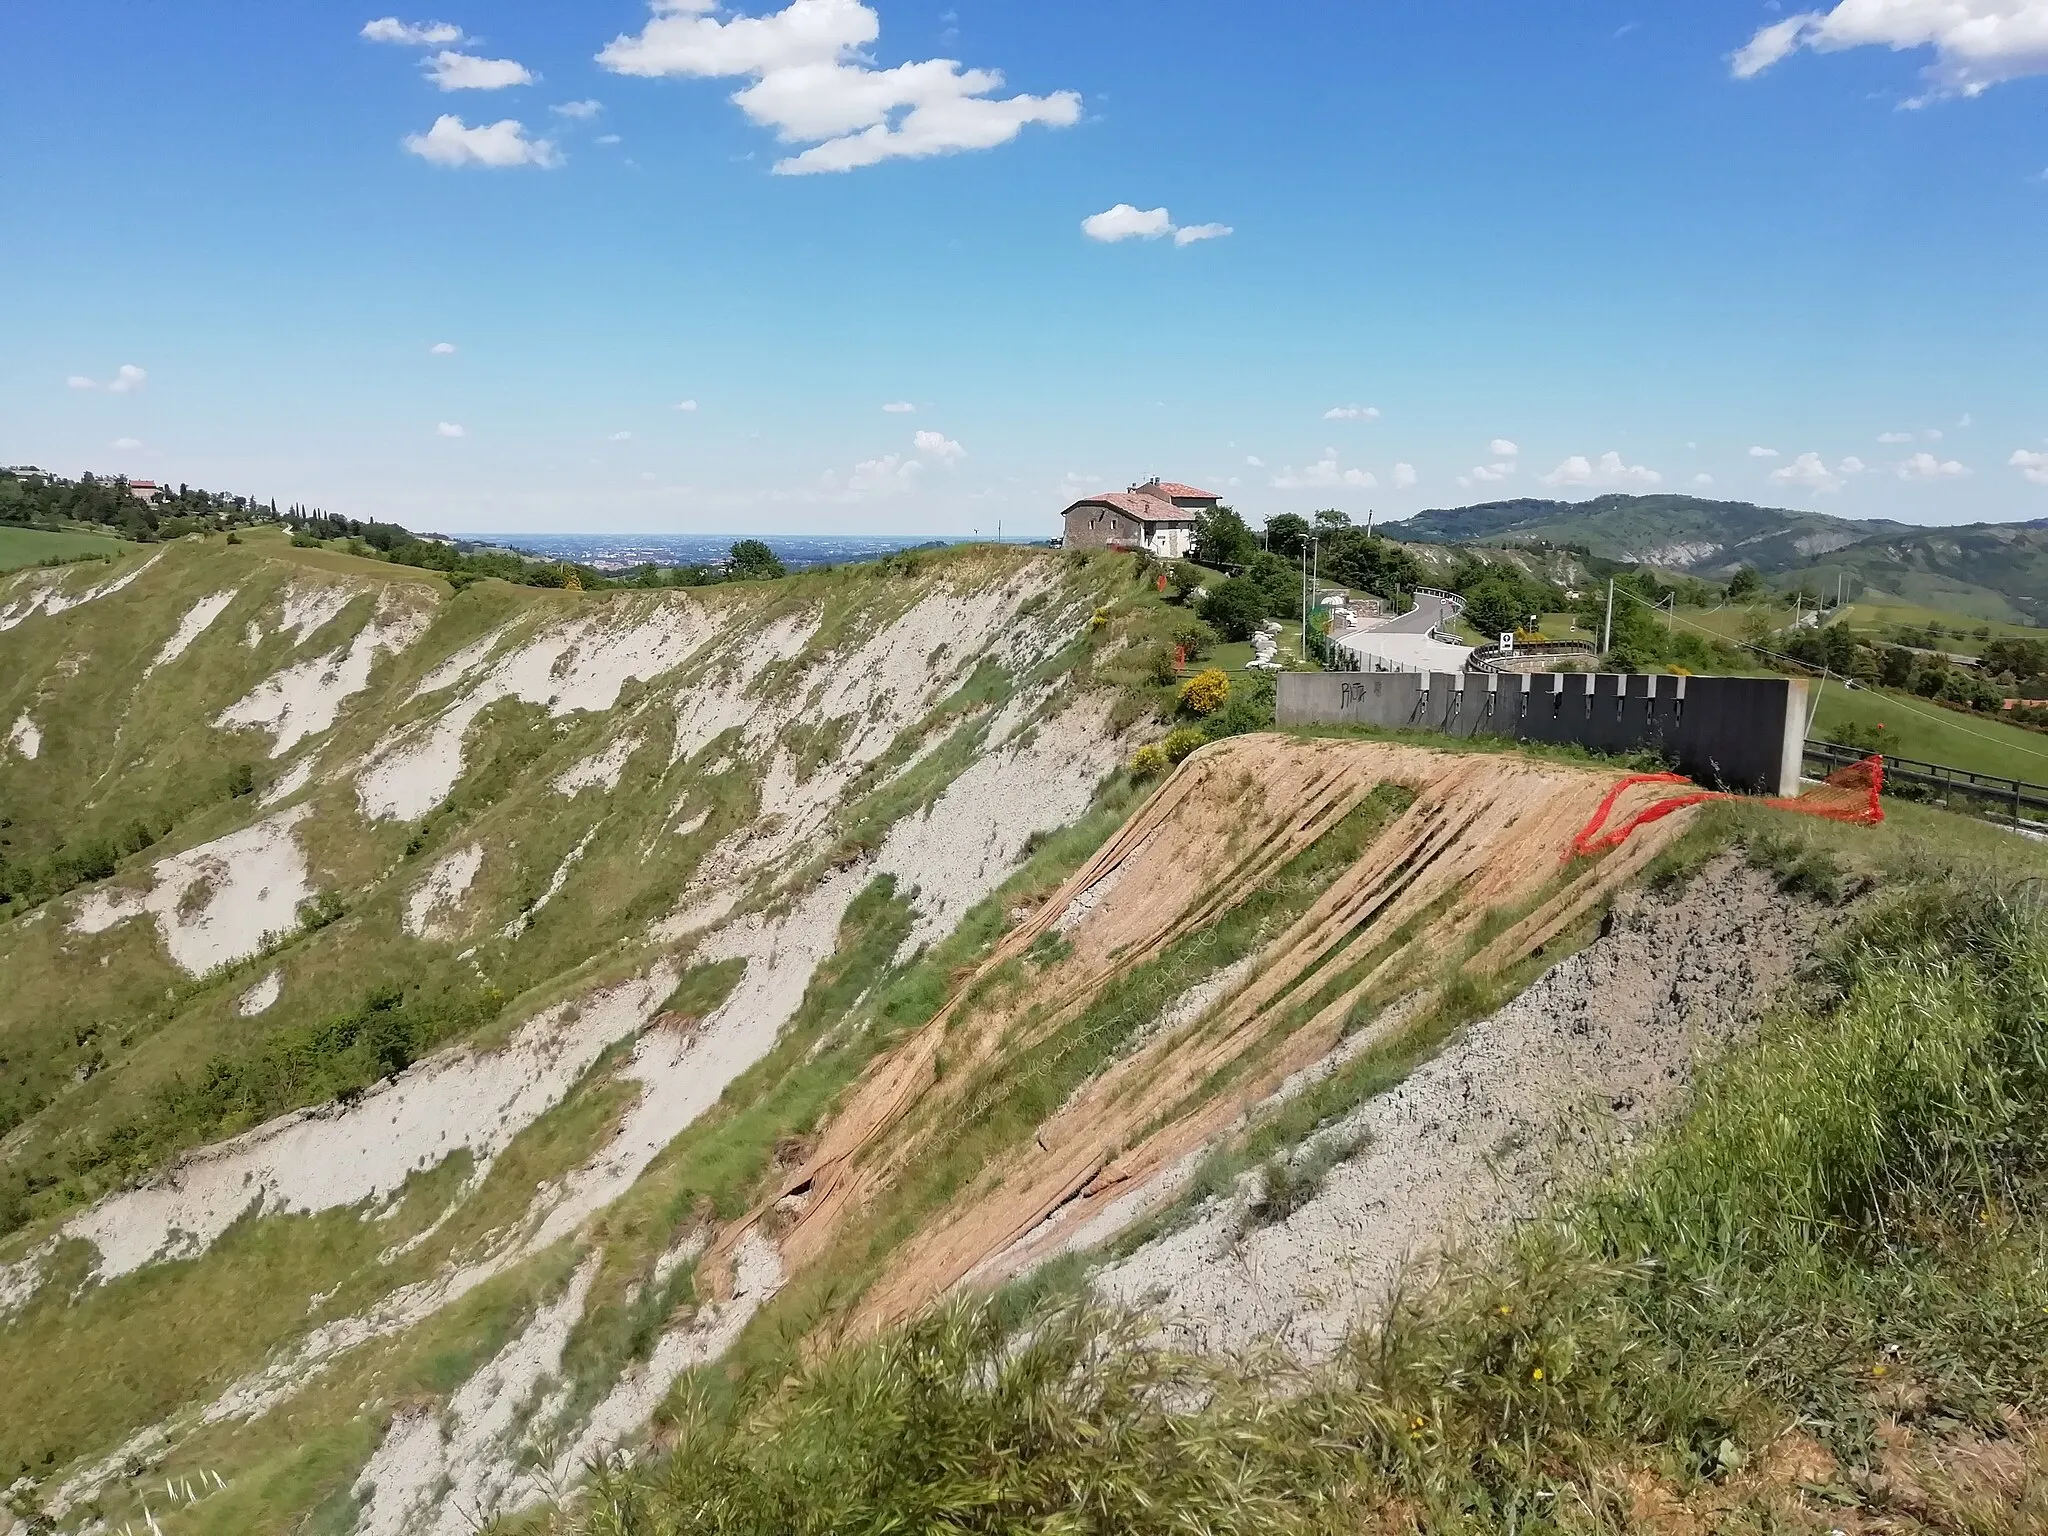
[1178, 668, 1230, 716]
[1161, 727, 1206, 765]
[1128, 743, 1170, 778]
[1201, 578, 1266, 641]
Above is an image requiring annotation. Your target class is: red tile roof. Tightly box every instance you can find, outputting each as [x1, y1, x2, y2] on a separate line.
[1063, 491, 1197, 523]
[1141, 480, 1219, 500]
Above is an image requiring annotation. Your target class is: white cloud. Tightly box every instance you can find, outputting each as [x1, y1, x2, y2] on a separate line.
[1540, 451, 1663, 489]
[882, 400, 915, 413]
[430, 341, 457, 355]
[598, 0, 1080, 174]
[1877, 430, 1913, 443]
[1840, 455, 1867, 474]
[66, 375, 96, 390]
[1245, 455, 1264, 468]
[1459, 461, 1517, 486]
[673, 399, 698, 411]
[1730, 1, 2048, 101]
[1748, 445, 1779, 458]
[913, 429, 965, 464]
[1694, 473, 1715, 487]
[845, 453, 924, 494]
[1173, 222, 1233, 245]
[1960, 411, 1975, 427]
[2011, 448, 2048, 485]
[1924, 427, 1945, 440]
[1082, 204, 1173, 241]
[1272, 454, 1376, 490]
[1322, 405, 1381, 421]
[436, 421, 465, 438]
[362, 17, 463, 46]
[1392, 462, 1418, 489]
[596, 133, 623, 144]
[552, 99, 604, 118]
[424, 51, 536, 90]
[1769, 451, 1846, 493]
[108, 364, 147, 394]
[110, 437, 143, 451]
[403, 115, 562, 168]
[1897, 450, 1969, 480]
[610, 430, 634, 441]
[1489, 438, 1519, 458]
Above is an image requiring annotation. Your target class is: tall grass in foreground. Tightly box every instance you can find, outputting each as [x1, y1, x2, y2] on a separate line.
[555, 879, 2048, 1535]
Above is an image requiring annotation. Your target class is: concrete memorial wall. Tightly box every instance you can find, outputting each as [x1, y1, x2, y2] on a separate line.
[1276, 669, 1808, 796]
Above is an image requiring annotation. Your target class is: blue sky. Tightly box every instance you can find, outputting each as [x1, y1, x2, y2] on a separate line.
[4, 0, 2046, 535]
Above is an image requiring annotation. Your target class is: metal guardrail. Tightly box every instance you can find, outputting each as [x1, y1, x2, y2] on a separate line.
[1466, 640, 1598, 674]
[1804, 739, 2048, 828]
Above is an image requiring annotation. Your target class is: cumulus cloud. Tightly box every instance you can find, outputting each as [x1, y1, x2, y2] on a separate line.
[1877, 430, 1913, 443]
[552, 99, 603, 118]
[430, 341, 457, 355]
[1897, 450, 1969, 480]
[1694, 472, 1715, 486]
[1272, 454, 1376, 490]
[1245, 455, 1264, 468]
[913, 429, 966, 464]
[882, 400, 915, 413]
[609, 430, 633, 441]
[1925, 427, 1946, 440]
[1323, 405, 1380, 421]
[436, 421, 465, 438]
[1458, 461, 1517, 487]
[598, 0, 1080, 174]
[673, 399, 698, 411]
[1748, 445, 1779, 458]
[1392, 462, 1418, 489]
[845, 453, 924, 494]
[424, 51, 536, 90]
[403, 114, 561, 167]
[1769, 451, 1848, 493]
[1173, 222, 1233, 245]
[66, 364, 151, 394]
[2011, 448, 2048, 485]
[1081, 204, 1172, 241]
[1840, 455, 1867, 474]
[1489, 438, 1519, 458]
[1541, 451, 1663, 489]
[1731, 2, 2048, 101]
[362, 17, 463, 46]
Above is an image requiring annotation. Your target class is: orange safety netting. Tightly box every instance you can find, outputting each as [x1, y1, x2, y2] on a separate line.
[1568, 754, 1884, 859]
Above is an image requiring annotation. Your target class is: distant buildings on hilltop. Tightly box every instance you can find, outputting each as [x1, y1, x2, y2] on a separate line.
[1058, 477, 1218, 559]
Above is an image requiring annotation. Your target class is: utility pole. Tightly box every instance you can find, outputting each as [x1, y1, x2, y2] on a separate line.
[1602, 577, 1614, 655]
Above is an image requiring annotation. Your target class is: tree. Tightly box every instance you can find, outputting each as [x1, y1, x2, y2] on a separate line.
[1319, 529, 1421, 605]
[1312, 508, 1351, 531]
[1463, 575, 1526, 639]
[1263, 514, 1309, 563]
[1201, 576, 1268, 641]
[1726, 566, 1763, 601]
[1193, 505, 1257, 570]
[728, 538, 786, 580]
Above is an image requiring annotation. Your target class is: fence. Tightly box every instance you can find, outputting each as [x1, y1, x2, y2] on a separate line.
[1804, 739, 2048, 829]
[1278, 669, 1808, 795]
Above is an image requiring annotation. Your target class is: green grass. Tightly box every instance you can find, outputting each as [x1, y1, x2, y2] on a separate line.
[1811, 677, 2048, 783]
[0, 525, 129, 572]
[555, 835, 2048, 1536]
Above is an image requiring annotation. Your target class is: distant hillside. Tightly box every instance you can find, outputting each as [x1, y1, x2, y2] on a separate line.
[1385, 494, 2048, 624]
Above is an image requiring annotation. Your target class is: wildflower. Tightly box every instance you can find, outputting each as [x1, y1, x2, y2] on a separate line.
[1496, 1305, 1512, 1317]
[1531, 1367, 1544, 1382]
[1872, 1364, 1887, 1378]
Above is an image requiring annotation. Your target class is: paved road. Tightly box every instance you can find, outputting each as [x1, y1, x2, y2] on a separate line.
[1373, 591, 1462, 636]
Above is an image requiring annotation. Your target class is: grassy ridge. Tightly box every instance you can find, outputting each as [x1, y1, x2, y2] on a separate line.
[547, 814, 2048, 1535]
[0, 526, 128, 572]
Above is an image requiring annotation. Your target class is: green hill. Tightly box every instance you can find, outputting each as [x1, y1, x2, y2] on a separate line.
[1386, 493, 2048, 623]
[0, 526, 130, 573]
